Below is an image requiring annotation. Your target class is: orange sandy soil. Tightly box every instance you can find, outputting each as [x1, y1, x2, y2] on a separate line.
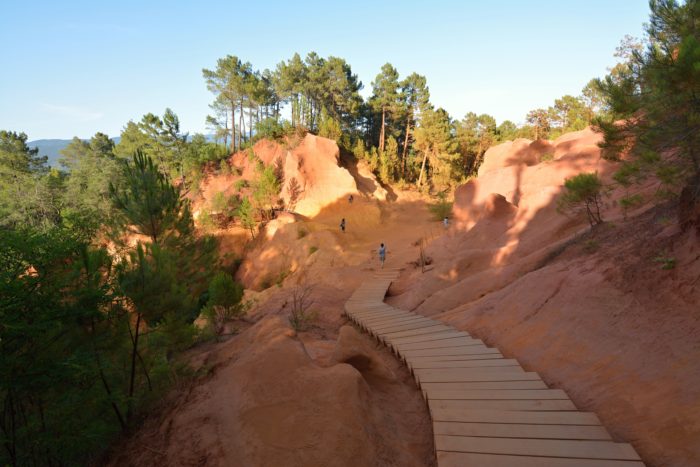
[106, 131, 699, 467]
[385, 130, 700, 467]
[104, 193, 440, 467]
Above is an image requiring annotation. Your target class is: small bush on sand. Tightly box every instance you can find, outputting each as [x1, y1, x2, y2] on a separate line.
[582, 239, 599, 253]
[288, 279, 317, 331]
[428, 191, 453, 221]
[557, 172, 606, 227]
[653, 255, 676, 270]
[276, 270, 290, 287]
[202, 272, 248, 337]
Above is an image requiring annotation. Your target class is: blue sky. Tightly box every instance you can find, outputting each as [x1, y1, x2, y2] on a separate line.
[0, 1, 649, 140]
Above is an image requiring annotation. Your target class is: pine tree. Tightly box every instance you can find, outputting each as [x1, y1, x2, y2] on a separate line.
[596, 0, 700, 227]
[237, 197, 257, 238]
[414, 108, 459, 188]
[371, 63, 400, 153]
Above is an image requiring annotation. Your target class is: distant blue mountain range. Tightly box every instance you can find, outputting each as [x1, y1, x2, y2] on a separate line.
[29, 135, 215, 168]
[28, 138, 122, 168]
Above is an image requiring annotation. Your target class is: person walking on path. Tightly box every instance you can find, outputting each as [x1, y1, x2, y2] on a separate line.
[443, 216, 449, 229]
[378, 243, 386, 268]
[340, 218, 346, 233]
[348, 194, 354, 204]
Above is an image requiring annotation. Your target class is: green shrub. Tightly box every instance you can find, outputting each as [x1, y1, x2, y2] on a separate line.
[203, 272, 247, 336]
[653, 256, 676, 270]
[620, 194, 644, 218]
[219, 159, 232, 175]
[540, 153, 554, 162]
[234, 179, 248, 191]
[582, 239, 599, 253]
[428, 191, 453, 221]
[211, 191, 228, 213]
[276, 270, 290, 287]
[198, 210, 216, 230]
[557, 172, 605, 226]
[309, 246, 318, 256]
[255, 117, 285, 140]
[318, 109, 342, 141]
[297, 228, 308, 239]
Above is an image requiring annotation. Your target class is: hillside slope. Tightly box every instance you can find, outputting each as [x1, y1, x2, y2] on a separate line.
[387, 128, 700, 467]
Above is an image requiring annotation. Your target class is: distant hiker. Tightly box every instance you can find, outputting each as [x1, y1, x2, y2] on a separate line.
[340, 218, 346, 233]
[443, 216, 449, 229]
[348, 194, 354, 204]
[378, 243, 386, 268]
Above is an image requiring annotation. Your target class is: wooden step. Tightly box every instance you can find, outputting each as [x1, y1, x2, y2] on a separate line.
[408, 354, 505, 364]
[421, 381, 548, 391]
[410, 359, 519, 369]
[437, 451, 645, 467]
[430, 409, 601, 426]
[372, 320, 441, 334]
[389, 330, 470, 345]
[425, 389, 569, 400]
[395, 336, 484, 351]
[416, 368, 538, 383]
[435, 435, 641, 461]
[361, 315, 428, 326]
[379, 324, 453, 340]
[429, 398, 577, 412]
[403, 346, 501, 358]
[433, 421, 612, 441]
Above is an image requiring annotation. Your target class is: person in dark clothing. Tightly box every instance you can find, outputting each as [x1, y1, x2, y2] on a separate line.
[340, 218, 346, 233]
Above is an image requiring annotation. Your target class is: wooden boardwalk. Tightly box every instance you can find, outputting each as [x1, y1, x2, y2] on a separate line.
[344, 270, 645, 467]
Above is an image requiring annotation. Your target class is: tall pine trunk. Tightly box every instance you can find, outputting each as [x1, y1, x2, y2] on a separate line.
[230, 103, 236, 153]
[417, 149, 429, 186]
[127, 312, 142, 420]
[239, 99, 245, 146]
[402, 116, 411, 178]
[379, 107, 386, 153]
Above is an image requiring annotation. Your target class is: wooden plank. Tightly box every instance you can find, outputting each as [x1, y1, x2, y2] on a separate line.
[367, 314, 433, 326]
[426, 389, 569, 400]
[430, 398, 577, 412]
[361, 314, 425, 326]
[408, 354, 505, 363]
[430, 408, 601, 426]
[410, 359, 519, 369]
[433, 421, 612, 441]
[356, 313, 416, 325]
[437, 452, 645, 467]
[403, 346, 501, 357]
[395, 336, 483, 351]
[350, 307, 401, 316]
[371, 320, 440, 334]
[346, 304, 393, 311]
[366, 314, 428, 325]
[435, 435, 641, 461]
[356, 313, 409, 323]
[346, 306, 384, 313]
[379, 324, 452, 339]
[421, 381, 548, 391]
[389, 330, 470, 345]
[416, 368, 535, 383]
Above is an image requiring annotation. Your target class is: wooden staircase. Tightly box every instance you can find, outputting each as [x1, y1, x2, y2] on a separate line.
[344, 269, 644, 467]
